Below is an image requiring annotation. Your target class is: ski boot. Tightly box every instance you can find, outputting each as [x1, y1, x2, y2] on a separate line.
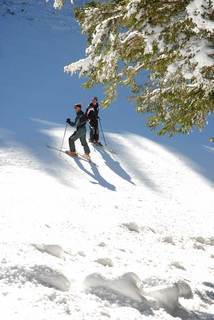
[83, 153, 91, 160]
[94, 141, 103, 147]
[66, 151, 78, 157]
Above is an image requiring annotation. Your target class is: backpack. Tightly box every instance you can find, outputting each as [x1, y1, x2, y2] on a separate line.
[85, 105, 94, 120]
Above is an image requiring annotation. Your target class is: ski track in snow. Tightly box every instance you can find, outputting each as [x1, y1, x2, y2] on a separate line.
[0, 3, 214, 320]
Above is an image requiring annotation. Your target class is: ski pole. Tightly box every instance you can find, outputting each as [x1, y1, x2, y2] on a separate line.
[60, 122, 68, 152]
[98, 117, 107, 146]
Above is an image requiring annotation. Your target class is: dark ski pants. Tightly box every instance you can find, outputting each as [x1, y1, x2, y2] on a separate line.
[69, 127, 90, 154]
[89, 119, 99, 142]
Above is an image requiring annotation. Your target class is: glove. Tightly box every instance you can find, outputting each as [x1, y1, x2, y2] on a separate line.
[66, 118, 71, 124]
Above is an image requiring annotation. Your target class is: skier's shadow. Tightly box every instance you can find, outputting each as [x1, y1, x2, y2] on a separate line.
[94, 147, 135, 185]
[74, 158, 116, 191]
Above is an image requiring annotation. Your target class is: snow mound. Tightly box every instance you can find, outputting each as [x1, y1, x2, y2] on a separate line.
[84, 272, 143, 302]
[95, 258, 113, 267]
[32, 266, 71, 291]
[144, 281, 193, 313]
[121, 222, 154, 234]
[33, 244, 64, 258]
[170, 261, 186, 271]
[84, 272, 193, 316]
[0, 265, 70, 292]
[122, 222, 141, 233]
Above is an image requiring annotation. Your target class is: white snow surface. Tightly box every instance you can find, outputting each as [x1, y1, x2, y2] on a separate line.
[1, 126, 214, 320]
[0, 3, 214, 320]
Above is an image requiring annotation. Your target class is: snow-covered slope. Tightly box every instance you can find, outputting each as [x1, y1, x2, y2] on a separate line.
[0, 3, 213, 320]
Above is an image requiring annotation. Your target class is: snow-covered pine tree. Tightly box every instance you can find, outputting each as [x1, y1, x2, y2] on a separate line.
[56, 0, 214, 136]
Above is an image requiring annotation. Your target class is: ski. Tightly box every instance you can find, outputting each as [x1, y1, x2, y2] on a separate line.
[46, 145, 97, 166]
[76, 152, 98, 167]
[46, 144, 67, 154]
[75, 153, 97, 166]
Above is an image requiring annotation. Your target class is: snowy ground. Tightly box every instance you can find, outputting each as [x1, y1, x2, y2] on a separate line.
[1, 126, 214, 320]
[0, 2, 214, 320]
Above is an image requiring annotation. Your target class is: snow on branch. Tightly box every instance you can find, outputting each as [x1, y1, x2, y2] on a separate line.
[186, 0, 214, 33]
[49, 0, 73, 10]
[64, 56, 93, 76]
